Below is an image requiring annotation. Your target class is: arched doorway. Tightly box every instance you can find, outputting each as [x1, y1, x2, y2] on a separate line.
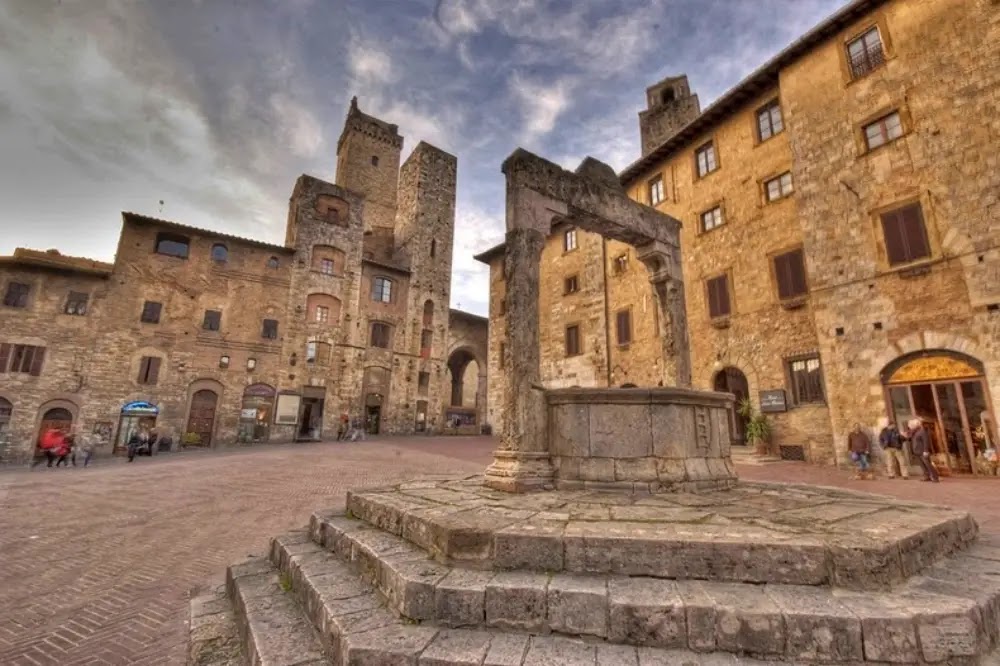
[186, 390, 218, 447]
[882, 350, 995, 475]
[446, 349, 480, 430]
[714, 367, 749, 445]
[38, 407, 73, 445]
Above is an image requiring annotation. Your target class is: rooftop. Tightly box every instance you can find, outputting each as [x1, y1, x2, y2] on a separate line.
[123, 212, 295, 254]
[0, 248, 114, 276]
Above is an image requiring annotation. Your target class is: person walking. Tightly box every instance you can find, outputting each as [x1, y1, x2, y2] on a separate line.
[127, 428, 147, 463]
[54, 434, 73, 467]
[879, 420, 909, 479]
[76, 431, 96, 467]
[32, 427, 63, 468]
[337, 413, 349, 441]
[847, 422, 873, 480]
[908, 418, 939, 482]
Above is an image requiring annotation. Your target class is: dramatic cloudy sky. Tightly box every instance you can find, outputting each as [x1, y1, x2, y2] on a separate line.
[0, 0, 847, 315]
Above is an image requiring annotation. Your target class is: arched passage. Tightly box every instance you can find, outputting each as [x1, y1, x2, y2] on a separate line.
[881, 349, 995, 475]
[713, 366, 749, 445]
[447, 348, 479, 408]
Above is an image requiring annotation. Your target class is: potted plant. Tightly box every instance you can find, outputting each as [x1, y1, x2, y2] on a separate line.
[738, 398, 773, 456]
[182, 431, 202, 448]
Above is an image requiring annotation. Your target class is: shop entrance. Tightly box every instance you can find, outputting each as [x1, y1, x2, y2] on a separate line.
[114, 401, 159, 454]
[239, 384, 275, 443]
[365, 393, 382, 435]
[38, 407, 74, 448]
[297, 397, 324, 441]
[186, 390, 218, 447]
[883, 350, 996, 475]
[713, 366, 750, 445]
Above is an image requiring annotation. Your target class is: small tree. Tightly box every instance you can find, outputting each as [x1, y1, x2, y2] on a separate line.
[738, 398, 773, 455]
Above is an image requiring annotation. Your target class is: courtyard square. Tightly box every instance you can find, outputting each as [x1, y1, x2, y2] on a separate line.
[1, 437, 998, 665]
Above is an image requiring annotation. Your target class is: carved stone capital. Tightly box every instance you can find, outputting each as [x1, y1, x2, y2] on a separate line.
[483, 450, 555, 492]
[636, 240, 679, 284]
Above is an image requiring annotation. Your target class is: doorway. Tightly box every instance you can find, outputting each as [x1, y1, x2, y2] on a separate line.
[114, 401, 159, 454]
[186, 390, 218, 447]
[883, 351, 996, 475]
[366, 405, 381, 435]
[37, 407, 74, 447]
[714, 367, 750, 445]
[297, 398, 324, 441]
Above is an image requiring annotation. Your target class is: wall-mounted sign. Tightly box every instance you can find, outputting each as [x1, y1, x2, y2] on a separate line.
[243, 383, 276, 398]
[759, 390, 787, 413]
[121, 401, 159, 416]
[274, 393, 301, 425]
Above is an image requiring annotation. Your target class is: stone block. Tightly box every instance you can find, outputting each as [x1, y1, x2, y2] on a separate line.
[674, 581, 717, 652]
[555, 456, 581, 481]
[523, 636, 596, 665]
[482, 633, 530, 666]
[341, 624, 438, 665]
[608, 576, 685, 648]
[590, 403, 652, 458]
[485, 572, 549, 632]
[547, 573, 609, 637]
[766, 585, 863, 662]
[652, 404, 694, 459]
[614, 457, 659, 482]
[381, 556, 450, 620]
[836, 593, 920, 663]
[596, 644, 639, 665]
[684, 457, 712, 482]
[898, 520, 963, 578]
[656, 458, 687, 484]
[493, 521, 566, 571]
[829, 536, 903, 589]
[434, 568, 494, 627]
[578, 457, 615, 482]
[703, 582, 786, 657]
[916, 598, 983, 662]
[550, 402, 590, 458]
[419, 629, 492, 666]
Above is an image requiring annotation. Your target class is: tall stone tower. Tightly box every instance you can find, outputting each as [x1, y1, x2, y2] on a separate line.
[335, 97, 403, 232]
[638, 75, 701, 156]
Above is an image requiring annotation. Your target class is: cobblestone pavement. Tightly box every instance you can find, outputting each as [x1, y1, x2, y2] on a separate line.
[2, 437, 999, 665]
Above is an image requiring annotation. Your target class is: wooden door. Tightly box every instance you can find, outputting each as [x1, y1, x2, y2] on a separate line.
[186, 390, 218, 446]
[714, 367, 749, 444]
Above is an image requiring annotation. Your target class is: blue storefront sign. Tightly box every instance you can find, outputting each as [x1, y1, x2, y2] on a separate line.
[121, 401, 159, 416]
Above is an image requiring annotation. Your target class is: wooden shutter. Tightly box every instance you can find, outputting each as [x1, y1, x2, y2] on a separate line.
[617, 311, 631, 344]
[881, 210, 907, 265]
[0, 343, 9, 373]
[29, 347, 46, 376]
[789, 250, 807, 297]
[899, 204, 930, 261]
[138, 357, 150, 383]
[147, 357, 161, 385]
[774, 254, 792, 300]
[708, 276, 730, 317]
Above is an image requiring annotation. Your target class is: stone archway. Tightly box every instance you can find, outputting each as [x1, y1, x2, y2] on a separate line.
[447, 348, 479, 408]
[713, 367, 750, 445]
[33, 398, 80, 448]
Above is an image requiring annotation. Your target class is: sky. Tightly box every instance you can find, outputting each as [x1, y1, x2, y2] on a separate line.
[0, 0, 848, 316]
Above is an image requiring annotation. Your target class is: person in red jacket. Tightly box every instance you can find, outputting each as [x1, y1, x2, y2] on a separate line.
[54, 434, 73, 467]
[31, 427, 64, 468]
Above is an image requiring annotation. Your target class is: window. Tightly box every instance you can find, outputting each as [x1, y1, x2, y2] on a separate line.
[700, 206, 723, 232]
[423, 300, 434, 326]
[648, 175, 665, 205]
[418, 371, 430, 396]
[371, 277, 392, 303]
[499, 298, 506, 316]
[430, 239, 437, 258]
[565, 325, 581, 357]
[847, 26, 885, 80]
[316, 259, 334, 276]
[305, 341, 330, 365]
[137, 356, 160, 385]
[267, 256, 279, 269]
[765, 172, 794, 202]
[247, 358, 257, 371]
[326, 208, 341, 225]
[211, 244, 228, 262]
[262, 319, 279, 339]
[0, 343, 46, 375]
[219, 355, 230, 369]
[371, 155, 379, 167]
[881, 203, 931, 266]
[564, 275, 579, 294]
[788, 355, 825, 404]
[314, 305, 330, 323]
[757, 100, 784, 141]
[499, 343, 506, 366]
[616, 310, 632, 346]
[370, 322, 391, 348]
[863, 111, 903, 151]
[140, 301, 162, 324]
[613, 253, 629, 275]
[564, 229, 577, 252]
[773, 249, 808, 300]
[420, 329, 432, 358]
[64, 291, 88, 315]
[706, 274, 731, 319]
[3, 282, 30, 308]
[154, 233, 190, 259]
[203, 310, 221, 331]
[0, 398, 11, 432]
[695, 141, 718, 177]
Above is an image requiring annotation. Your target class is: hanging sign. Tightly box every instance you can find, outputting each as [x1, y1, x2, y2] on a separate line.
[121, 401, 159, 416]
[759, 390, 787, 413]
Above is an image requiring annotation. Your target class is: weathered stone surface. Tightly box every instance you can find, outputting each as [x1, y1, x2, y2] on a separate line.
[766, 585, 863, 662]
[674, 581, 717, 653]
[550, 402, 591, 458]
[608, 577, 685, 648]
[482, 633, 530, 666]
[493, 521, 566, 571]
[836, 593, 921, 663]
[381, 556, 450, 620]
[434, 568, 494, 628]
[702, 582, 785, 657]
[589, 403, 653, 458]
[597, 644, 640, 665]
[523, 636, 597, 665]
[419, 629, 492, 666]
[651, 404, 695, 459]
[342, 623, 438, 665]
[485, 572, 549, 632]
[547, 573, 609, 637]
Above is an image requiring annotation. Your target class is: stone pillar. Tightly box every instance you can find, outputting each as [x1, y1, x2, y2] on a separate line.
[637, 242, 691, 388]
[483, 227, 555, 491]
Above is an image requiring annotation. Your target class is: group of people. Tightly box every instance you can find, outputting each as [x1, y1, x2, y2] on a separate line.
[32, 427, 96, 468]
[336, 414, 366, 442]
[847, 419, 939, 482]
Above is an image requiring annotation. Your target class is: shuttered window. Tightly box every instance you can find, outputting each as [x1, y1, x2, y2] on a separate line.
[203, 310, 221, 331]
[0, 343, 46, 375]
[773, 249, 808, 300]
[564, 275, 579, 294]
[695, 142, 718, 177]
[370, 322, 391, 348]
[137, 356, 161, 385]
[881, 203, 930, 266]
[262, 319, 279, 339]
[788, 355, 825, 404]
[565, 325, 581, 357]
[706, 275, 731, 319]
[616, 310, 632, 346]
[648, 175, 665, 205]
[64, 291, 89, 315]
[3, 282, 30, 308]
[140, 301, 162, 323]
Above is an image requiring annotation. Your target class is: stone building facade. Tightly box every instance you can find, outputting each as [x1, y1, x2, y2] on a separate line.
[0, 100, 486, 462]
[478, 0, 1000, 471]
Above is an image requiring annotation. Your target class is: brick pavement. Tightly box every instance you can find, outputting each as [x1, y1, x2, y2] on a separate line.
[1, 437, 999, 664]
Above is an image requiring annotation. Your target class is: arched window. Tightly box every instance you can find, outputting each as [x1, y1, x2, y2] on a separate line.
[314, 195, 349, 227]
[430, 239, 437, 258]
[312, 245, 345, 276]
[422, 300, 434, 327]
[306, 293, 341, 325]
[371, 155, 379, 167]
[267, 256, 279, 269]
[371, 277, 392, 303]
[155, 233, 190, 259]
[211, 243, 228, 262]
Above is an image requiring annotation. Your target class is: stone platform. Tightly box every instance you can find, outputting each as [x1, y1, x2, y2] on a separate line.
[190, 475, 1000, 665]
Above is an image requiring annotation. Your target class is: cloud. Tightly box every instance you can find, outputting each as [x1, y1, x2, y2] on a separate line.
[269, 93, 324, 158]
[347, 38, 394, 84]
[508, 72, 574, 143]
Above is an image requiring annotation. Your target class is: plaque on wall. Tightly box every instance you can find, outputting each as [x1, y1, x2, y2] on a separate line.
[759, 389, 787, 413]
[274, 394, 301, 425]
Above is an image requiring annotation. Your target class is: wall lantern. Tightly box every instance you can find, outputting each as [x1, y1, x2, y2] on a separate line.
[247, 358, 257, 371]
[219, 355, 231, 369]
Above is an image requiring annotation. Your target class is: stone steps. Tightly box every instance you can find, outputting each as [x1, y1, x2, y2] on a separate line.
[189, 585, 242, 666]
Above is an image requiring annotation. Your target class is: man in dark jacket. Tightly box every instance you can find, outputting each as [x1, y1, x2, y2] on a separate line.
[847, 423, 872, 480]
[908, 419, 939, 482]
[879, 421, 909, 479]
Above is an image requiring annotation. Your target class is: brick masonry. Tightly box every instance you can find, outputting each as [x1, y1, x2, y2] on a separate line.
[479, 0, 1000, 467]
[0, 100, 486, 462]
